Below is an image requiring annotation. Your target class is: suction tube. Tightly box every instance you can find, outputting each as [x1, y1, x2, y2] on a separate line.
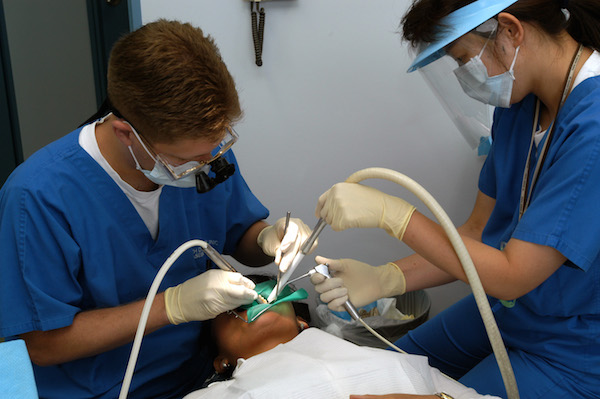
[119, 240, 209, 399]
[346, 167, 519, 399]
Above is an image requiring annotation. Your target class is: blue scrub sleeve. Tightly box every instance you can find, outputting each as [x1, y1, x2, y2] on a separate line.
[0, 183, 82, 336]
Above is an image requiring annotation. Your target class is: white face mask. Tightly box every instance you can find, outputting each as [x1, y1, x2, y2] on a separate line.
[128, 146, 209, 188]
[453, 42, 520, 108]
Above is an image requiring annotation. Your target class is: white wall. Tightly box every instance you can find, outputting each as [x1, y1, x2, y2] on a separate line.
[140, 0, 484, 317]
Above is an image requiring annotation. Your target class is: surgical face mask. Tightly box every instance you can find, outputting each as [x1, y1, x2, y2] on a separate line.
[453, 41, 520, 108]
[128, 146, 209, 188]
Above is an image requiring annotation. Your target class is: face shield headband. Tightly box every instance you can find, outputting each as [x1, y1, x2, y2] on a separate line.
[407, 0, 519, 73]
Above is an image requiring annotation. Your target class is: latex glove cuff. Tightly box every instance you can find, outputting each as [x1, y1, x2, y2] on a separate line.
[380, 197, 417, 240]
[377, 262, 407, 298]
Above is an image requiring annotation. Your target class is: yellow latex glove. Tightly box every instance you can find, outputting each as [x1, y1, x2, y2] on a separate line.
[310, 256, 406, 312]
[164, 270, 257, 324]
[257, 216, 316, 273]
[316, 182, 416, 240]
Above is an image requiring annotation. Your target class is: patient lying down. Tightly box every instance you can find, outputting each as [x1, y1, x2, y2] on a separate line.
[184, 278, 500, 399]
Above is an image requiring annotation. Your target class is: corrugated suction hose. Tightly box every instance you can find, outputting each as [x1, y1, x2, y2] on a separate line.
[346, 167, 519, 399]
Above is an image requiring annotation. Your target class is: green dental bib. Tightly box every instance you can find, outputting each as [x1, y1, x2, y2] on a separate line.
[240, 280, 308, 322]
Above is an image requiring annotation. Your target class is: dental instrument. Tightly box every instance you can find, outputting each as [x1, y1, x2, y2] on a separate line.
[267, 217, 327, 303]
[202, 242, 238, 273]
[313, 264, 362, 321]
[285, 269, 316, 286]
[275, 211, 292, 297]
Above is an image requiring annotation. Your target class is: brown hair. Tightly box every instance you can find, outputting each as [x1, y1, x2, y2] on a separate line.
[402, 0, 600, 52]
[107, 19, 241, 144]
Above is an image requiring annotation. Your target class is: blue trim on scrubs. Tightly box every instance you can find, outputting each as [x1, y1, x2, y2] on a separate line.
[396, 77, 600, 398]
[0, 128, 269, 399]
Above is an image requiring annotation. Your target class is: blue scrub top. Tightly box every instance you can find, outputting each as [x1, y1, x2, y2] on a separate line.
[0, 127, 269, 398]
[479, 76, 600, 382]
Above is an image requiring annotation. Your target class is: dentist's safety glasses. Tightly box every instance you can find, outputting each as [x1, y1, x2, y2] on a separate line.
[156, 127, 238, 180]
[406, 0, 518, 153]
[233, 280, 308, 323]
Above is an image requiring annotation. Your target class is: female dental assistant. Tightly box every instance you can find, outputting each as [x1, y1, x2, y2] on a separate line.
[312, 1, 600, 398]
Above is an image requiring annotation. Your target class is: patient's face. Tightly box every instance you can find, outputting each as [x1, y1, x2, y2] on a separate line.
[212, 302, 303, 362]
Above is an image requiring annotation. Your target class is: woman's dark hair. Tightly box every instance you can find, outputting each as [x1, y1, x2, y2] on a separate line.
[402, 0, 600, 52]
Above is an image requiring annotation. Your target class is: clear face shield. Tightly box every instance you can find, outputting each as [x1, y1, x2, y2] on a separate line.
[406, 0, 519, 155]
[414, 19, 499, 154]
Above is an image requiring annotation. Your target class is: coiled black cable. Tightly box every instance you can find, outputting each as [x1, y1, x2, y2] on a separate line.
[250, 1, 265, 66]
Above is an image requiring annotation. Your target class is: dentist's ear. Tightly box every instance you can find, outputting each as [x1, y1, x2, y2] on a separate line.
[112, 119, 136, 146]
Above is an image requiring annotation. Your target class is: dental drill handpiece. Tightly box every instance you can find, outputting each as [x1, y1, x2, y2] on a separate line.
[266, 218, 327, 303]
[202, 243, 238, 273]
[203, 243, 268, 304]
[314, 264, 362, 321]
